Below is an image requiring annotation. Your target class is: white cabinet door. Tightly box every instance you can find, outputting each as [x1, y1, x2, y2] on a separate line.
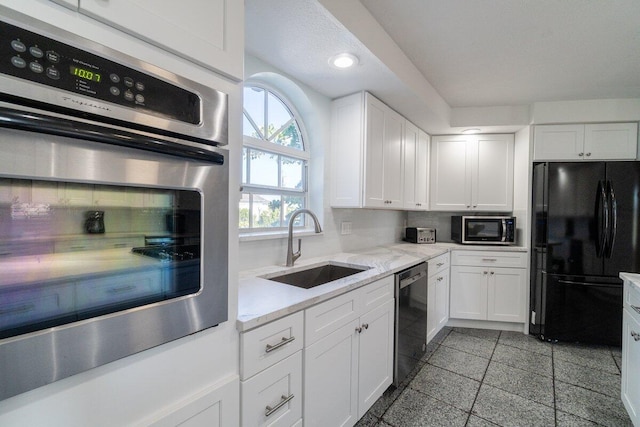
[403, 121, 418, 210]
[79, 0, 243, 80]
[533, 124, 584, 161]
[357, 299, 394, 418]
[0, 178, 31, 204]
[241, 352, 302, 427]
[363, 96, 386, 208]
[449, 266, 487, 320]
[304, 319, 359, 427]
[430, 135, 471, 210]
[363, 95, 404, 208]
[435, 268, 450, 331]
[622, 309, 640, 426]
[474, 135, 514, 211]
[487, 268, 526, 322]
[585, 123, 638, 160]
[403, 124, 429, 210]
[330, 93, 364, 208]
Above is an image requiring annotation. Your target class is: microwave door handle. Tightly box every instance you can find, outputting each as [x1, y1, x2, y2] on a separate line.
[501, 220, 507, 242]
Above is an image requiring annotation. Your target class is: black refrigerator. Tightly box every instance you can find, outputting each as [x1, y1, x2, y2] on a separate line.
[530, 161, 640, 346]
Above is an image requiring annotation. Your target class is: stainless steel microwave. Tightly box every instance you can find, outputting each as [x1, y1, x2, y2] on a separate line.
[451, 216, 516, 245]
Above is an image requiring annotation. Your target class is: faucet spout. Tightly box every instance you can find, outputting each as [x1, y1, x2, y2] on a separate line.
[286, 208, 322, 267]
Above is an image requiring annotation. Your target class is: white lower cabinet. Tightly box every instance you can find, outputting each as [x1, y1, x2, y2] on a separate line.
[450, 251, 527, 323]
[621, 279, 640, 426]
[427, 252, 450, 343]
[240, 312, 304, 427]
[304, 276, 395, 427]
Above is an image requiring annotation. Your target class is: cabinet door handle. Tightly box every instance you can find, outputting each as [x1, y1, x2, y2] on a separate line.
[265, 394, 294, 417]
[631, 331, 640, 342]
[437, 276, 443, 282]
[631, 305, 640, 315]
[586, 152, 592, 157]
[482, 258, 497, 262]
[578, 152, 584, 157]
[483, 271, 488, 275]
[436, 262, 444, 267]
[355, 326, 363, 333]
[490, 271, 495, 275]
[265, 336, 295, 353]
[362, 323, 369, 330]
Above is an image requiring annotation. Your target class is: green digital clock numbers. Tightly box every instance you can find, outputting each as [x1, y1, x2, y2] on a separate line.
[69, 65, 101, 83]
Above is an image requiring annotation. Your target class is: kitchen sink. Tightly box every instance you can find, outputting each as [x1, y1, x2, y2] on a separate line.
[265, 262, 370, 289]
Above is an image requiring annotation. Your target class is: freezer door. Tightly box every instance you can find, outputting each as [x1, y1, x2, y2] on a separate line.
[546, 162, 605, 276]
[604, 162, 640, 275]
[544, 274, 622, 346]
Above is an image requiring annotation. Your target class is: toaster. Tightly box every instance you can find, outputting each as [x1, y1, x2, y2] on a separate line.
[405, 227, 436, 244]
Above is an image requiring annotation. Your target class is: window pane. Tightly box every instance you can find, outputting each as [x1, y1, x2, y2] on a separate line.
[284, 196, 305, 227]
[248, 150, 278, 187]
[267, 92, 292, 140]
[281, 156, 304, 189]
[253, 194, 281, 228]
[243, 113, 259, 139]
[243, 87, 265, 137]
[239, 193, 250, 229]
[272, 121, 303, 150]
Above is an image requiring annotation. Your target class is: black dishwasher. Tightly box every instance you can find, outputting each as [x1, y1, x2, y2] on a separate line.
[394, 262, 428, 386]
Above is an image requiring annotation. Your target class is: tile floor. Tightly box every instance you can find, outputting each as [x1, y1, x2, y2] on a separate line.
[357, 327, 632, 427]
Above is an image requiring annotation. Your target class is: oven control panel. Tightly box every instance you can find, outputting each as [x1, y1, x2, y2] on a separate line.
[0, 19, 201, 125]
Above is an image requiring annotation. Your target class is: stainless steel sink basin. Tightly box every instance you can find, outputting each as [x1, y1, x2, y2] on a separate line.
[265, 263, 370, 289]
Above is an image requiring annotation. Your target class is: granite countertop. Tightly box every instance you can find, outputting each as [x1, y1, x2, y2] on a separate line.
[237, 242, 528, 332]
[620, 272, 640, 293]
[0, 248, 161, 287]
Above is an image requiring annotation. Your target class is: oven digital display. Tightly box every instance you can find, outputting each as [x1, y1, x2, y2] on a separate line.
[69, 65, 102, 83]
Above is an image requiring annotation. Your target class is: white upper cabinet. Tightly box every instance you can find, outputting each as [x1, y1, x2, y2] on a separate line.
[77, 0, 244, 80]
[330, 92, 405, 209]
[403, 122, 429, 210]
[533, 123, 638, 161]
[430, 134, 514, 211]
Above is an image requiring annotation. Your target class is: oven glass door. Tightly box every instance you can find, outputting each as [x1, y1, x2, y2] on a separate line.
[465, 219, 504, 242]
[0, 178, 202, 339]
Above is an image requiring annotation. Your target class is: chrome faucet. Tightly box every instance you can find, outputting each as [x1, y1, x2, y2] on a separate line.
[286, 208, 322, 266]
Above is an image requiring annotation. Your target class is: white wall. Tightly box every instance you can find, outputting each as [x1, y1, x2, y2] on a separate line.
[0, 1, 241, 425]
[239, 55, 406, 270]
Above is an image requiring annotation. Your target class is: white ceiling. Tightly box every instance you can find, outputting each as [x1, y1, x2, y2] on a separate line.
[245, 0, 640, 133]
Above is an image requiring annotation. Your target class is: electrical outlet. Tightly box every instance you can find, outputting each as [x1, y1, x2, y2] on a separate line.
[341, 221, 352, 235]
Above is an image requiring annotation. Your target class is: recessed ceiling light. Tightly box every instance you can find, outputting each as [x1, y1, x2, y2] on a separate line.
[329, 53, 359, 69]
[461, 128, 481, 134]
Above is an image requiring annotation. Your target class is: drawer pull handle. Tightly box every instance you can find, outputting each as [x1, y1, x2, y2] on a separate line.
[632, 331, 640, 342]
[632, 305, 640, 315]
[106, 285, 136, 295]
[0, 303, 35, 316]
[265, 336, 295, 353]
[482, 258, 497, 262]
[436, 262, 445, 267]
[437, 277, 443, 282]
[265, 394, 294, 417]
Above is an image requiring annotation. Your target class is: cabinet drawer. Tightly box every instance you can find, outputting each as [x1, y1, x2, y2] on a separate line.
[428, 253, 450, 276]
[305, 289, 362, 346]
[625, 283, 640, 321]
[0, 283, 74, 330]
[241, 351, 302, 427]
[360, 276, 394, 312]
[451, 250, 527, 268]
[76, 269, 163, 310]
[241, 311, 304, 380]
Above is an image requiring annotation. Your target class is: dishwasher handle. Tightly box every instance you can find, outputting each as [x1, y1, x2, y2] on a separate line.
[399, 270, 427, 290]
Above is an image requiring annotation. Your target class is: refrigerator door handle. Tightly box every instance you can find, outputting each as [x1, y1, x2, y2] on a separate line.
[596, 180, 609, 258]
[605, 180, 617, 258]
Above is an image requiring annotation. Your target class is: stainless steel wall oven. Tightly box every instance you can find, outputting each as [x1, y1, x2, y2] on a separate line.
[0, 8, 229, 400]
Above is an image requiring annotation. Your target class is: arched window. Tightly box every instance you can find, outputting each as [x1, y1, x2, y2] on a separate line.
[240, 84, 309, 231]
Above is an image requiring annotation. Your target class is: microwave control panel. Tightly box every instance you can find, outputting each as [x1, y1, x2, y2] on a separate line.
[0, 19, 201, 125]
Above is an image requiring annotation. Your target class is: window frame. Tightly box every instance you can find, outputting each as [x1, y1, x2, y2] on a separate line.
[240, 83, 311, 235]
